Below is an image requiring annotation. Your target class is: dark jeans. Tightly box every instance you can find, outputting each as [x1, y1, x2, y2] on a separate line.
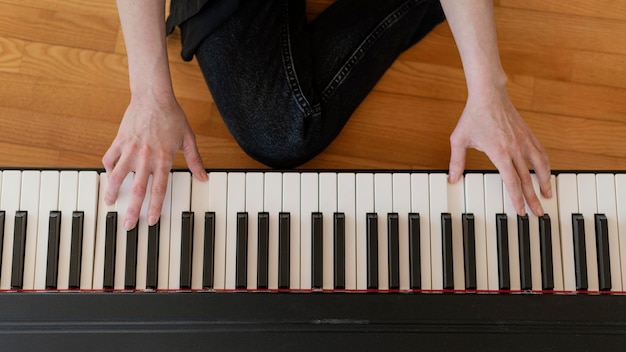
[195, 0, 445, 168]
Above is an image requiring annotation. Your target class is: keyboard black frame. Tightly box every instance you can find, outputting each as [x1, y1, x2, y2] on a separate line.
[0, 292, 625, 351]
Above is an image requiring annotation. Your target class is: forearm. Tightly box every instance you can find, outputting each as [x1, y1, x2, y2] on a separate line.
[116, 0, 173, 99]
[439, 0, 506, 96]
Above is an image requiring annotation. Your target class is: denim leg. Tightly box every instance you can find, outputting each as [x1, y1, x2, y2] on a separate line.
[195, 0, 445, 168]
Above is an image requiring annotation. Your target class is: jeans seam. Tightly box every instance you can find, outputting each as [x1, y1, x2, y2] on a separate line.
[319, 0, 425, 102]
[280, 0, 318, 117]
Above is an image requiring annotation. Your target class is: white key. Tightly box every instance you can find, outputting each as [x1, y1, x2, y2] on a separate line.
[503, 183, 521, 291]
[78, 171, 99, 290]
[157, 174, 173, 290]
[208, 172, 227, 290]
[225, 172, 245, 290]
[21, 170, 42, 290]
[0, 171, 21, 289]
[135, 177, 152, 291]
[596, 173, 621, 291]
[464, 174, 488, 291]
[246, 172, 264, 289]
[282, 173, 301, 289]
[191, 175, 210, 290]
[375, 173, 392, 290]
[300, 172, 318, 290]
[356, 173, 374, 290]
[114, 174, 133, 290]
[319, 173, 336, 290]
[392, 173, 411, 290]
[57, 171, 78, 290]
[264, 172, 282, 290]
[526, 176, 541, 291]
[484, 174, 503, 291]
[556, 174, 578, 292]
[577, 174, 599, 291]
[448, 174, 464, 290]
[338, 173, 356, 290]
[411, 173, 430, 290]
[33, 171, 60, 290]
[92, 173, 112, 290]
[615, 175, 626, 290]
[168, 172, 191, 290]
[539, 175, 563, 291]
[429, 173, 447, 291]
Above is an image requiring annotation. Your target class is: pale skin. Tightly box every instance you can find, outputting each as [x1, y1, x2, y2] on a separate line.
[105, 0, 552, 231]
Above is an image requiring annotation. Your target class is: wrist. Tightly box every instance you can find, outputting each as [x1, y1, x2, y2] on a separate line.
[466, 67, 508, 100]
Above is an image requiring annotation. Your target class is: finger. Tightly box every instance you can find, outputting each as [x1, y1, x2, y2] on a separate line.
[182, 133, 208, 182]
[147, 166, 169, 226]
[102, 140, 122, 175]
[512, 156, 544, 216]
[527, 137, 552, 199]
[495, 156, 527, 216]
[448, 138, 467, 184]
[125, 168, 150, 231]
[105, 153, 133, 206]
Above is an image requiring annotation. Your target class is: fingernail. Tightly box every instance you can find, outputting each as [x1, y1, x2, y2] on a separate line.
[125, 220, 135, 231]
[546, 189, 553, 198]
[535, 205, 544, 216]
[148, 216, 158, 226]
[448, 171, 456, 182]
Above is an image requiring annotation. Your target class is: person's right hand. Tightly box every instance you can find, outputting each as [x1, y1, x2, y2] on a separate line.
[102, 93, 208, 231]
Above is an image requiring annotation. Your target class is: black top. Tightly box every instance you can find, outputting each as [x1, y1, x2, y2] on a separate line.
[166, 0, 239, 61]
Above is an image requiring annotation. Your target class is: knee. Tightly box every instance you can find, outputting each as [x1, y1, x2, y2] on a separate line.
[237, 128, 319, 169]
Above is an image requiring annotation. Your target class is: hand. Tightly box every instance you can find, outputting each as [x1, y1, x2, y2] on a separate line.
[447, 88, 551, 216]
[102, 93, 208, 230]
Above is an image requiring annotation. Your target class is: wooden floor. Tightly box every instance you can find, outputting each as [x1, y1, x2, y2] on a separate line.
[1, 0, 626, 173]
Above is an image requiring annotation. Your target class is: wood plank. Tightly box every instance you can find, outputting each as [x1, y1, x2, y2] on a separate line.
[532, 79, 626, 123]
[499, 0, 626, 21]
[0, 3, 118, 52]
[495, 7, 626, 55]
[0, 0, 119, 18]
[0, 36, 24, 73]
[571, 51, 626, 90]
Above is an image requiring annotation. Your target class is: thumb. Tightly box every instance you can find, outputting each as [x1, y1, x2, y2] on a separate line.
[448, 142, 466, 184]
[182, 133, 208, 182]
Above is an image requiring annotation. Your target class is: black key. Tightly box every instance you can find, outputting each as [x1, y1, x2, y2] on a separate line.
[0, 211, 4, 274]
[595, 214, 611, 291]
[387, 213, 400, 290]
[518, 214, 532, 291]
[180, 212, 194, 289]
[278, 212, 290, 289]
[442, 213, 454, 290]
[366, 213, 378, 290]
[257, 212, 269, 289]
[408, 213, 421, 290]
[312, 212, 323, 289]
[572, 214, 588, 291]
[124, 225, 138, 290]
[334, 213, 345, 289]
[462, 213, 476, 290]
[103, 212, 117, 290]
[69, 211, 84, 289]
[235, 212, 248, 289]
[495, 214, 510, 290]
[11, 211, 27, 289]
[146, 220, 160, 290]
[202, 212, 215, 289]
[539, 214, 554, 291]
[45, 211, 62, 289]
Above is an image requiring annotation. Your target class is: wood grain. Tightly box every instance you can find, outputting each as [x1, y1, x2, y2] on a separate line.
[0, 0, 625, 174]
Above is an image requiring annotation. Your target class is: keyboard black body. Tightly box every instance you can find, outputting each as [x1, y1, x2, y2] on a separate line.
[0, 292, 625, 351]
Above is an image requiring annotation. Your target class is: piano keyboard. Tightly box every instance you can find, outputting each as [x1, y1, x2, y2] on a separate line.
[1, 169, 626, 294]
